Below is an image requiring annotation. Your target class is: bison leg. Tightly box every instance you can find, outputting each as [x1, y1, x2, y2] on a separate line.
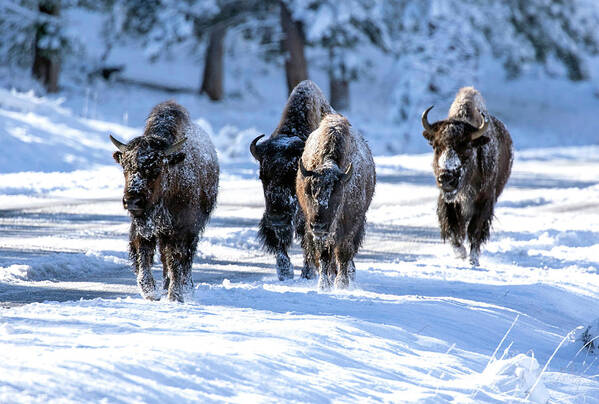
[130, 233, 158, 301]
[316, 248, 333, 291]
[258, 216, 294, 280]
[334, 244, 353, 289]
[437, 197, 466, 259]
[159, 239, 191, 303]
[181, 235, 199, 293]
[348, 260, 356, 282]
[347, 219, 366, 282]
[275, 251, 293, 281]
[467, 199, 493, 266]
[299, 228, 317, 279]
[334, 260, 350, 289]
[301, 250, 317, 279]
[159, 242, 170, 292]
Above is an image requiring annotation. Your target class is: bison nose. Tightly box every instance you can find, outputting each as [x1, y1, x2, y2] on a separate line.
[123, 197, 143, 213]
[437, 171, 458, 191]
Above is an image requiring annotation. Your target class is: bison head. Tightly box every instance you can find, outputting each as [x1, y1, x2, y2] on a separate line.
[110, 134, 186, 217]
[250, 134, 305, 230]
[421, 106, 489, 202]
[298, 160, 352, 241]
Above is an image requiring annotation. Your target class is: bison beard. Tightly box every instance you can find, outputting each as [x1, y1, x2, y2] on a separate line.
[422, 87, 513, 265]
[251, 80, 333, 280]
[111, 101, 219, 302]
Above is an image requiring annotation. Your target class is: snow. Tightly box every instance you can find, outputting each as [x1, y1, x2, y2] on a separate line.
[1, 86, 598, 400]
[1, 12, 599, 403]
[475, 354, 551, 402]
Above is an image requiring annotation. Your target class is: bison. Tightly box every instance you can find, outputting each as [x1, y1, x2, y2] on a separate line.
[297, 114, 376, 290]
[110, 101, 219, 302]
[421, 87, 513, 265]
[250, 80, 333, 280]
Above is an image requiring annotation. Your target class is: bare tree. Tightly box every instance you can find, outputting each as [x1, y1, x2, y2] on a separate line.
[280, 1, 308, 94]
[328, 48, 350, 110]
[200, 23, 227, 101]
[32, 1, 61, 93]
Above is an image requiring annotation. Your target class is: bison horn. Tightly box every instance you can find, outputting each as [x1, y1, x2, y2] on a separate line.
[471, 115, 489, 141]
[109, 134, 127, 152]
[299, 159, 316, 177]
[421, 105, 434, 133]
[340, 163, 353, 183]
[250, 134, 265, 161]
[165, 137, 187, 155]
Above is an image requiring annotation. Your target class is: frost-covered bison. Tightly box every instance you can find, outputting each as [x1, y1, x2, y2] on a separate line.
[422, 87, 513, 265]
[297, 114, 376, 290]
[250, 80, 333, 280]
[110, 101, 219, 302]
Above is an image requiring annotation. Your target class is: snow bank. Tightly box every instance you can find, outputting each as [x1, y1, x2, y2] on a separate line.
[0, 251, 126, 282]
[0, 86, 267, 174]
[0, 88, 136, 172]
[195, 118, 260, 162]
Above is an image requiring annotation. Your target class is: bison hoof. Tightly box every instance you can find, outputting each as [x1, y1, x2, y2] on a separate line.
[276, 253, 294, 281]
[334, 275, 350, 289]
[348, 262, 356, 281]
[452, 244, 467, 259]
[318, 274, 332, 291]
[301, 265, 317, 280]
[469, 251, 480, 266]
[141, 292, 160, 301]
[139, 288, 160, 301]
[167, 290, 184, 303]
[138, 273, 158, 300]
[182, 275, 194, 294]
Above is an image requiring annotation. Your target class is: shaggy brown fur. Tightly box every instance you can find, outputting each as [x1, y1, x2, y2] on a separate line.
[422, 87, 513, 265]
[297, 114, 376, 290]
[250, 80, 333, 280]
[111, 101, 219, 302]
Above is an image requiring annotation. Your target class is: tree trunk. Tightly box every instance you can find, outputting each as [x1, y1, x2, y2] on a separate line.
[330, 76, 349, 111]
[329, 49, 350, 111]
[280, 1, 308, 94]
[32, 2, 60, 93]
[200, 24, 227, 101]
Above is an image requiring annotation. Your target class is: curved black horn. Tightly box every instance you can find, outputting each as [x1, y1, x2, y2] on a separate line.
[165, 137, 187, 155]
[471, 114, 489, 140]
[299, 159, 316, 177]
[109, 134, 127, 152]
[250, 134, 265, 161]
[421, 105, 434, 132]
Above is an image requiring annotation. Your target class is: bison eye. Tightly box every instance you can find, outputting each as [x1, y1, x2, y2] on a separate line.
[456, 142, 468, 151]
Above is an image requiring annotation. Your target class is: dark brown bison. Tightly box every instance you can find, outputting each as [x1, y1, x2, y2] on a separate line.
[422, 87, 513, 265]
[110, 101, 219, 302]
[297, 114, 376, 290]
[250, 80, 333, 280]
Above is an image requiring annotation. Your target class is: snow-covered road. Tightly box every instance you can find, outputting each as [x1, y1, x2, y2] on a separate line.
[1, 151, 599, 402]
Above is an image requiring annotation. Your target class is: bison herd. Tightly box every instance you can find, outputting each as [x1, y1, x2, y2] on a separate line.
[109, 80, 513, 302]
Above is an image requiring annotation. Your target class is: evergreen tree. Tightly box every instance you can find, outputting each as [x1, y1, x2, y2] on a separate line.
[0, 0, 74, 92]
[283, 0, 390, 110]
[388, 0, 599, 138]
[105, 0, 273, 101]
